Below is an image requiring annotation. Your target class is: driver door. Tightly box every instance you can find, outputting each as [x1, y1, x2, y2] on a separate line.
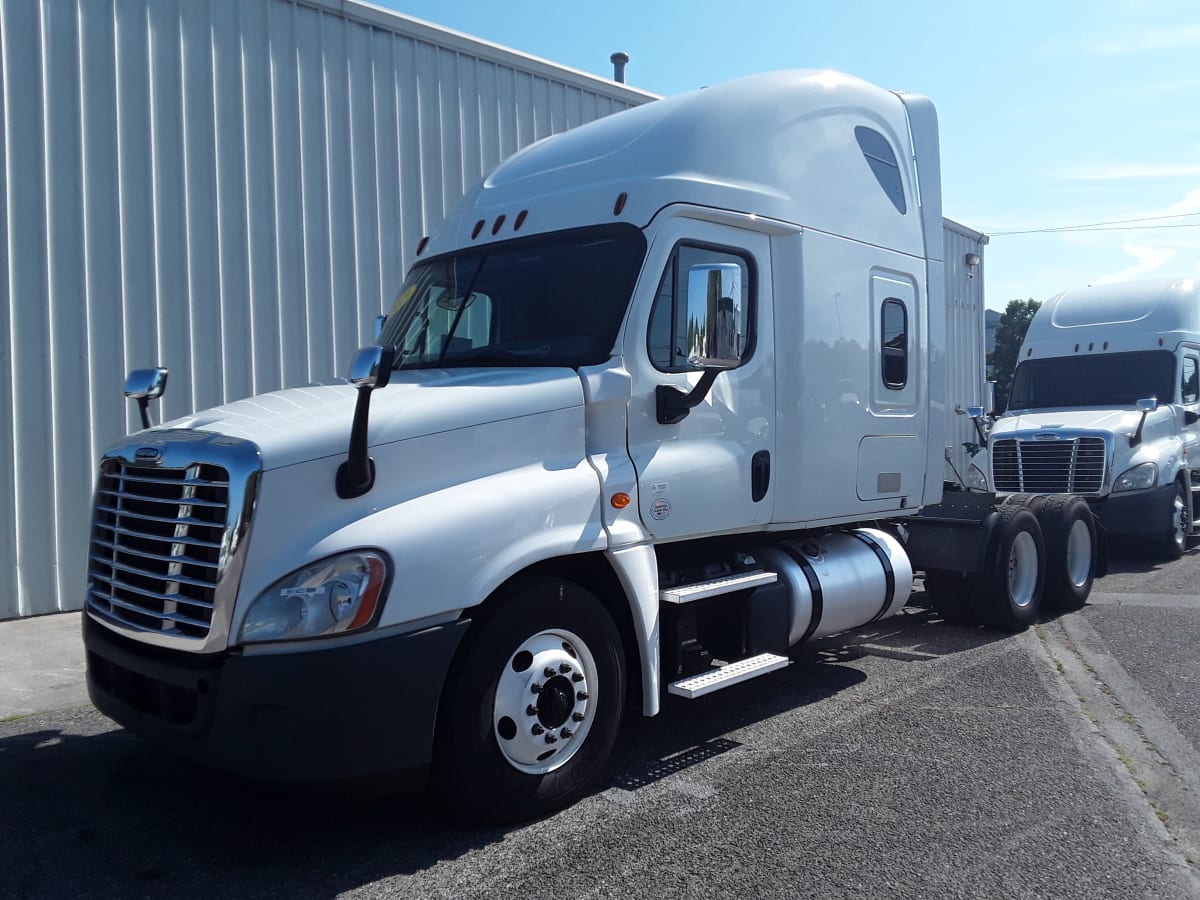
[625, 219, 775, 540]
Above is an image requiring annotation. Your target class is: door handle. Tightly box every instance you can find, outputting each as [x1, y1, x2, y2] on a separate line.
[752, 450, 771, 502]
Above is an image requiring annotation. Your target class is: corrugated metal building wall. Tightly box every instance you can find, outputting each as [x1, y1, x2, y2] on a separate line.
[942, 218, 990, 484]
[0, 0, 654, 618]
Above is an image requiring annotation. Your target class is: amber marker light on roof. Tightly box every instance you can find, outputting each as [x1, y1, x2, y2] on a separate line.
[610, 492, 631, 509]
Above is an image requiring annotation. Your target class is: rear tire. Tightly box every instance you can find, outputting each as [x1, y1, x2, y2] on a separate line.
[1037, 495, 1096, 612]
[438, 577, 626, 824]
[923, 569, 977, 626]
[968, 506, 1045, 632]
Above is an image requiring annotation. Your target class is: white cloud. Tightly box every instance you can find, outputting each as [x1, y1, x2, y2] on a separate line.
[1092, 244, 1178, 283]
[1091, 23, 1200, 53]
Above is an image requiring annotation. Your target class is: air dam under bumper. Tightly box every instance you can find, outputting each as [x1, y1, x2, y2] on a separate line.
[84, 614, 470, 785]
[1094, 480, 1179, 538]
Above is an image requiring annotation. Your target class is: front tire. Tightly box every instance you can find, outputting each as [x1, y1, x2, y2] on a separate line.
[438, 577, 626, 823]
[1153, 479, 1189, 561]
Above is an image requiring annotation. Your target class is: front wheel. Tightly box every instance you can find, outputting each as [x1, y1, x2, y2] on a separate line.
[1153, 479, 1190, 561]
[438, 577, 626, 823]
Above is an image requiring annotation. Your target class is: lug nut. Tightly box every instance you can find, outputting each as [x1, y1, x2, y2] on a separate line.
[559, 663, 571, 674]
[531, 723, 544, 735]
[531, 682, 542, 694]
[571, 672, 584, 682]
[526, 704, 538, 716]
[576, 691, 589, 701]
[561, 728, 573, 739]
[544, 667, 556, 678]
[572, 712, 585, 722]
[544, 733, 558, 744]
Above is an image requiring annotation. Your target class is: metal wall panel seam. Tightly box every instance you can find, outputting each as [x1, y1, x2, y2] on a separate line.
[0, 0, 19, 617]
[43, 0, 92, 612]
[240, 9, 260, 395]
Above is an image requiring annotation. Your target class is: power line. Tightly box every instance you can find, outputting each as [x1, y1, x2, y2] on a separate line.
[989, 211, 1200, 237]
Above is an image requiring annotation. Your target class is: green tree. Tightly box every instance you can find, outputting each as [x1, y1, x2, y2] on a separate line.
[991, 298, 1041, 412]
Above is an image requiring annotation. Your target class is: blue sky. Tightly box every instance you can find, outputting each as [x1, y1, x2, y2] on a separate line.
[375, 0, 1200, 311]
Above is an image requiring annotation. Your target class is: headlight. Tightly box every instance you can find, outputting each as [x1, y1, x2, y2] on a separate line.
[1113, 462, 1158, 492]
[965, 464, 988, 491]
[240, 551, 389, 644]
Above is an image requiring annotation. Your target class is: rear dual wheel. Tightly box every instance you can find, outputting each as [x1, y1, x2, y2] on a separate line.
[968, 506, 1046, 631]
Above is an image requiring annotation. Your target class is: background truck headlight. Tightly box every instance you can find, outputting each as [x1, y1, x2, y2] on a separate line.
[1113, 462, 1158, 493]
[240, 551, 389, 644]
[965, 464, 988, 491]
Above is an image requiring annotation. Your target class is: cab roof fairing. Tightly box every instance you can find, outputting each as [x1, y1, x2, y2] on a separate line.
[421, 70, 933, 260]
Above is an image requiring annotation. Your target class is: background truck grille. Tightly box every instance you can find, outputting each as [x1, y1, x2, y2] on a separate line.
[992, 437, 1106, 494]
[87, 459, 230, 639]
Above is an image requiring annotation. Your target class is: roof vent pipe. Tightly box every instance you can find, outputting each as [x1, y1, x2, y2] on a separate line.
[610, 51, 629, 83]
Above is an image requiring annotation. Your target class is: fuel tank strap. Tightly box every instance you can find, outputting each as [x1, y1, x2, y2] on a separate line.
[775, 544, 824, 643]
[849, 530, 896, 622]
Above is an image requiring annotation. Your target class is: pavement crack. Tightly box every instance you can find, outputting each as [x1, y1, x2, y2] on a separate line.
[1034, 616, 1200, 891]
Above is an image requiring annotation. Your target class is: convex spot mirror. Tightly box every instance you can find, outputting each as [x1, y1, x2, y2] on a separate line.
[1137, 397, 1158, 412]
[684, 263, 744, 370]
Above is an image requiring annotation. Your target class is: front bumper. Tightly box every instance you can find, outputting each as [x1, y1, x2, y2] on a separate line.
[1093, 481, 1179, 538]
[84, 614, 469, 785]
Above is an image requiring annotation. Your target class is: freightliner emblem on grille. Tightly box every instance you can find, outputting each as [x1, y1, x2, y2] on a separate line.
[134, 447, 162, 461]
[1032, 433, 1061, 441]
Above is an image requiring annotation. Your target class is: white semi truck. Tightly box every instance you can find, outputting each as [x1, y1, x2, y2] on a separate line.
[982, 277, 1200, 559]
[84, 70, 1099, 822]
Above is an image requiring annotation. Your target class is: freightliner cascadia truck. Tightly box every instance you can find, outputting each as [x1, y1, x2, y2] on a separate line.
[981, 277, 1200, 559]
[83, 70, 1100, 822]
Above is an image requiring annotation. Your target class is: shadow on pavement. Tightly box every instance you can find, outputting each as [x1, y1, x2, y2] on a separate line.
[0, 602, 1007, 899]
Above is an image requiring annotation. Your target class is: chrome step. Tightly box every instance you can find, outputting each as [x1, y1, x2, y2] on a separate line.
[659, 570, 777, 605]
[667, 652, 790, 699]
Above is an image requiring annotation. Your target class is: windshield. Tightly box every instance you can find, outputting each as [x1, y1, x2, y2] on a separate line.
[1008, 349, 1176, 410]
[379, 224, 646, 370]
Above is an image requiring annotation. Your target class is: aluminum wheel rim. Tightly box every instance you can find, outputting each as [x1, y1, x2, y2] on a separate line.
[1065, 518, 1092, 588]
[1008, 531, 1039, 609]
[1172, 486, 1189, 550]
[492, 627, 597, 775]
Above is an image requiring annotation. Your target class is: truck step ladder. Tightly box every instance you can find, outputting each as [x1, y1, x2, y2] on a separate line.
[667, 653, 790, 698]
[660, 569, 787, 698]
[659, 570, 777, 604]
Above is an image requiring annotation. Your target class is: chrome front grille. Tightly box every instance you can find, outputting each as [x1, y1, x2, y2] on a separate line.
[992, 436, 1107, 494]
[86, 431, 261, 651]
[88, 460, 229, 638]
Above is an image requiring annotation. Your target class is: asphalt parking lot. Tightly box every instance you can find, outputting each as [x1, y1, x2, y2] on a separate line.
[3, 549, 1200, 899]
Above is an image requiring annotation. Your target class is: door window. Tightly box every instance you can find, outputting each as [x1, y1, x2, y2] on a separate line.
[881, 298, 908, 389]
[1182, 356, 1199, 403]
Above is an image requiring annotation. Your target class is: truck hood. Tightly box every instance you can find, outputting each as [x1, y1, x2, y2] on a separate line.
[993, 407, 1143, 436]
[156, 367, 586, 470]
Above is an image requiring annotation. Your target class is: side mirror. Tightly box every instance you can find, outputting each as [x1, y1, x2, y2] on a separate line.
[348, 345, 393, 389]
[984, 381, 997, 416]
[373, 314, 388, 342]
[124, 367, 169, 430]
[684, 263, 744, 370]
[1131, 397, 1157, 447]
[656, 264, 744, 426]
[338, 346, 394, 499]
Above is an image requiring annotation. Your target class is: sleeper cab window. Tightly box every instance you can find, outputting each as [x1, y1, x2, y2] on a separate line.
[1182, 356, 1199, 404]
[648, 244, 753, 372]
[855, 126, 906, 215]
[881, 298, 908, 389]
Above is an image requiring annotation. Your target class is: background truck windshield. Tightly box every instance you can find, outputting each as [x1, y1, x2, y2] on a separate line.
[379, 224, 645, 369]
[1008, 349, 1176, 410]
